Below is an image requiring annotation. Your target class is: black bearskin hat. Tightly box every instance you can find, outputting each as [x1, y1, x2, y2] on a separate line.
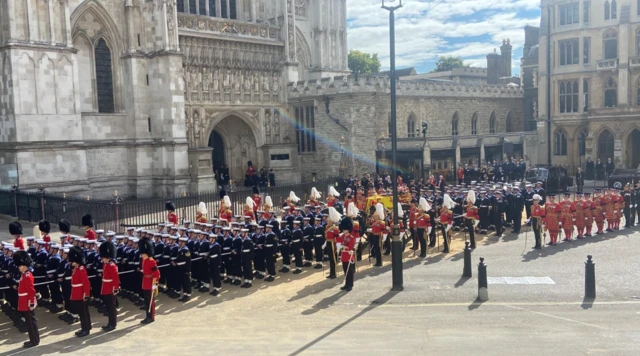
[166, 201, 176, 211]
[38, 219, 51, 234]
[252, 186, 260, 195]
[58, 219, 71, 233]
[247, 161, 253, 167]
[82, 214, 94, 228]
[339, 217, 354, 233]
[13, 250, 33, 267]
[68, 246, 86, 265]
[9, 221, 23, 236]
[138, 238, 155, 257]
[99, 241, 117, 259]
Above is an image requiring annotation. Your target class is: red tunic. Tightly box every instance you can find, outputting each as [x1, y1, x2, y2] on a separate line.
[252, 196, 261, 212]
[71, 266, 91, 301]
[584, 199, 593, 223]
[465, 204, 480, 220]
[604, 195, 615, 220]
[14, 237, 25, 250]
[371, 219, 386, 234]
[327, 196, 337, 207]
[141, 258, 160, 291]
[416, 212, 431, 228]
[593, 196, 605, 222]
[84, 229, 96, 241]
[244, 208, 254, 219]
[17, 271, 37, 312]
[326, 226, 339, 241]
[531, 204, 545, 219]
[101, 261, 120, 295]
[613, 194, 622, 219]
[220, 209, 233, 222]
[457, 167, 465, 180]
[574, 200, 587, 228]
[560, 201, 575, 227]
[336, 232, 356, 263]
[440, 210, 453, 226]
[196, 214, 208, 223]
[42, 234, 51, 243]
[167, 212, 178, 225]
[544, 202, 561, 231]
[409, 207, 417, 228]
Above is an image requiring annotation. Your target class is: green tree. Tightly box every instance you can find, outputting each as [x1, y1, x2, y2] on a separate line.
[431, 56, 470, 72]
[348, 50, 381, 76]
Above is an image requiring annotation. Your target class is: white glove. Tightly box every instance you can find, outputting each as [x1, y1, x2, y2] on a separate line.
[525, 219, 530, 224]
[445, 225, 451, 232]
[367, 228, 372, 233]
[413, 221, 417, 225]
[152, 285, 157, 291]
[427, 227, 432, 235]
[336, 243, 342, 250]
[474, 220, 480, 228]
[321, 242, 327, 249]
[383, 234, 388, 242]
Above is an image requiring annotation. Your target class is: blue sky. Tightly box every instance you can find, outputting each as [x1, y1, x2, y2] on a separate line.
[347, 0, 542, 75]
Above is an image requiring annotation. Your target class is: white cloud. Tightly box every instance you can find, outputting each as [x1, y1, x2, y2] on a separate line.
[347, 0, 540, 71]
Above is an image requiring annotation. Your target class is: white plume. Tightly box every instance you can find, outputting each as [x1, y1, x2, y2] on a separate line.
[419, 197, 430, 212]
[375, 203, 385, 220]
[397, 203, 404, 218]
[347, 202, 358, 218]
[265, 196, 273, 207]
[443, 194, 455, 209]
[329, 186, 340, 197]
[245, 197, 255, 207]
[329, 207, 342, 223]
[467, 190, 476, 205]
[289, 191, 300, 203]
[197, 202, 207, 215]
[310, 187, 322, 200]
[223, 195, 231, 207]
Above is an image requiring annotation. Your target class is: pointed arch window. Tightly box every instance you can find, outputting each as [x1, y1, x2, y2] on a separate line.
[471, 113, 478, 135]
[407, 114, 417, 137]
[95, 38, 114, 113]
[611, 0, 617, 19]
[554, 130, 568, 156]
[578, 129, 588, 156]
[605, 0, 611, 20]
[489, 112, 496, 134]
[605, 77, 617, 108]
[604, 29, 618, 59]
[506, 112, 513, 133]
[452, 113, 459, 136]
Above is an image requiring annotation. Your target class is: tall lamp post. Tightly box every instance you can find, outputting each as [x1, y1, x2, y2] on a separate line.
[382, 0, 403, 292]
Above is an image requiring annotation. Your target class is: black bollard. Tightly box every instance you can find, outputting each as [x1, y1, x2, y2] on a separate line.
[478, 257, 488, 301]
[585, 255, 596, 299]
[463, 241, 472, 278]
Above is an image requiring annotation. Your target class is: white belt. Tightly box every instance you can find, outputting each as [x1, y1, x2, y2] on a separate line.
[163, 255, 170, 258]
[242, 249, 250, 253]
[103, 279, 113, 282]
[480, 206, 488, 208]
[58, 273, 65, 277]
[171, 257, 177, 260]
[223, 247, 230, 250]
[128, 262, 135, 265]
[209, 254, 219, 259]
[221, 252, 231, 256]
[265, 244, 274, 247]
[292, 239, 301, 243]
[200, 253, 209, 257]
[18, 293, 27, 296]
[315, 235, 323, 237]
[154, 254, 162, 258]
[46, 269, 57, 274]
[194, 252, 200, 256]
[176, 262, 186, 266]
[97, 269, 103, 272]
[72, 284, 83, 287]
[65, 277, 72, 280]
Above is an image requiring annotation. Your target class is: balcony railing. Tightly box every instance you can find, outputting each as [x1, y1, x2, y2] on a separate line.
[177, 13, 281, 41]
[597, 58, 618, 70]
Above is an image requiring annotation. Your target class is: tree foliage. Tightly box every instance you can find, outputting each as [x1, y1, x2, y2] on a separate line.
[432, 56, 470, 72]
[348, 50, 381, 75]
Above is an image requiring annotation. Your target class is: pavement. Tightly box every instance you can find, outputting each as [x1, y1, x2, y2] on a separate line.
[1, 217, 640, 355]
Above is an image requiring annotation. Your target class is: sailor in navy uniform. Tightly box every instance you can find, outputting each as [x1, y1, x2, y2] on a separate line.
[221, 227, 233, 284]
[291, 221, 304, 274]
[302, 217, 314, 267]
[207, 233, 222, 296]
[278, 220, 292, 273]
[230, 229, 243, 286]
[175, 237, 192, 302]
[46, 243, 64, 313]
[313, 218, 325, 269]
[240, 229, 254, 288]
[264, 225, 277, 282]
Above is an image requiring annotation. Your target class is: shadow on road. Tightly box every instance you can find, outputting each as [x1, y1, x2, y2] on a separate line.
[581, 297, 595, 310]
[467, 297, 486, 311]
[454, 276, 471, 288]
[521, 228, 632, 262]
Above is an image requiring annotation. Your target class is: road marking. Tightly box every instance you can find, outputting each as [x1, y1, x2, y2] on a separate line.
[363, 300, 640, 308]
[488, 276, 555, 285]
[504, 305, 608, 330]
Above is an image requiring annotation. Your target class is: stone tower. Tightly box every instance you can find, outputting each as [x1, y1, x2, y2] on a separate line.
[500, 38, 512, 78]
[486, 49, 501, 85]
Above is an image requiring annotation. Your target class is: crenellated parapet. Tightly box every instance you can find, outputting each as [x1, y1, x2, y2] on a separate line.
[287, 74, 524, 100]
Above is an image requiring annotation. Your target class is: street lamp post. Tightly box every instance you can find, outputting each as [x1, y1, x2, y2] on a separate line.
[382, 0, 403, 292]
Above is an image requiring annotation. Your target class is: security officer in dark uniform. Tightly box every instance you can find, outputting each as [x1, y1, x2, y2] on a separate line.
[207, 233, 222, 296]
[624, 184, 633, 228]
[511, 186, 525, 233]
[477, 190, 491, 234]
[535, 181, 546, 205]
[523, 183, 534, 224]
[302, 217, 314, 267]
[279, 220, 292, 273]
[291, 221, 304, 274]
[175, 236, 192, 302]
[264, 224, 278, 282]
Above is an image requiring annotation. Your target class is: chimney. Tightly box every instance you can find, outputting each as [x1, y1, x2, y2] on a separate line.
[500, 39, 513, 78]
[486, 49, 501, 84]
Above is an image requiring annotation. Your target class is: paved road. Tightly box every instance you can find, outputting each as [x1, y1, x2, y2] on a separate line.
[1, 218, 639, 355]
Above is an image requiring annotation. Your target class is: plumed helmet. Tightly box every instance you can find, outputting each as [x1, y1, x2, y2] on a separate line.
[165, 201, 176, 211]
[329, 186, 340, 197]
[328, 207, 342, 223]
[197, 202, 207, 215]
[339, 216, 354, 232]
[375, 203, 385, 220]
[223, 195, 231, 208]
[289, 191, 300, 203]
[419, 197, 430, 212]
[138, 238, 155, 257]
[347, 202, 358, 218]
[58, 219, 71, 233]
[443, 194, 455, 210]
[13, 250, 33, 267]
[310, 187, 322, 200]
[99, 241, 117, 259]
[246, 196, 256, 208]
[397, 203, 404, 218]
[252, 186, 260, 195]
[265, 196, 273, 207]
[533, 194, 542, 201]
[9, 221, 23, 236]
[82, 214, 94, 228]
[467, 190, 476, 205]
[38, 219, 51, 234]
[68, 246, 86, 265]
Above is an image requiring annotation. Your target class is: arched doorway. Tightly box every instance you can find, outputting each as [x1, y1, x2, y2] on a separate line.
[627, 129, 640, 169]
[597, 129, 614, 163]
[208, 130, 225, 173]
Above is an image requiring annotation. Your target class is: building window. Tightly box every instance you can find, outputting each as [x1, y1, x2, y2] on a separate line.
[489, 112, 496, 134]
[583, 79, 590, 111]
[638, 0, 640, 15]
[407, 114, 417, 138]
[199, 0, 206, 15]
[578, 130, 587, 156]
[559, 80, 579, 113]
[604, 30, 618, 59]
[471, 113, 478, 135]
[295, 106, 316, 153]
[612, 0, 617, 19]
[189, 0, 197, 14]
[636, 28, 640, 56]
[583, 37, 590, 64]
[209, 0, 216, 16]
[559, 2, 580, 25]
[554, 130, 568, 156]
[604, 77, 617, 108]
[584, 1, 590, 23]
[559, 39, 579, 65]
[506, 113, 513, 133]
[95, 38, 115, 114]
[177, 0, 184, 12]
[605, 1, 610, 20]
[452, 113, 459, 136]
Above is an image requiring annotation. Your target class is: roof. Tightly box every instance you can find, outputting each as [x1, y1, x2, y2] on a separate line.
[380, 67, 417, 77]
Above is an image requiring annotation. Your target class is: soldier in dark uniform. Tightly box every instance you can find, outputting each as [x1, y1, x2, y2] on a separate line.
[312, 218, 325, 269]
[207, 233, 222, 295]
[503, 186, 513, 228]
[477, 190, 490, 234]
[230, 228, 243, 286]
[45, 243, 64, 313]
[187, 230, 199, 289]
[302, 217, 314, 267]
[253, 225, 266, 279]
[279, 220, 292, 273]
[491, 190, 505, 237]
[33, 240, 50, 306]
[264, 224, 278, 282]
[196, 231, 211, 292]
[158, 235, 171, 293]
[168, 236, 180, 298]
[58, 247, 77, 324]
[624, 184, 633, 228]
[511, 186, 524, 233]
[291, 221, 304, 274]
[453, 188, 464, 231]
[535, 181, 546, 205]
[523, 183, 534, 224]
[221, 227, 233, 284]
[175, 237, 192, 302]
[427, 197, 437, 247]
[240, 229, 254, 288]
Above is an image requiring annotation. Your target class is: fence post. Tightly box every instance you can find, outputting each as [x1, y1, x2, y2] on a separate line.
[37, 186, 46, 221]
[114, 190, 121, 233]
[10, 185, 18, 217]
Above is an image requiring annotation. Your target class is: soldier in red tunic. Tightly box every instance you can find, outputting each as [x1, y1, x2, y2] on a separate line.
[335, 217, 356, 291]
[544, 194, 561, 245]
[464, 190, 480, 249]
[325, 207, 341, 279]
[560, 193, 575, 241]
[593, 189, 605, 234]
[166, 201, 178, 225]
[416, 197, 432, 257]
[10, 221, 25, 250]
[574, 193, 588, 239]
[369, 203, 386, 267]
[244, 197, 256, 220]
[583, 193, 594, 237]
[252, 186, 262, 219]
[15, 250, 39, 348]
[38, 220, 51, 243]
[140, 239, 160, 325]
[99, 241, 120, 332]
[196, 202, 208, 223]
[219, 196, 234, 222]
[82, 214, 96, 241]
[327, 186, 340, 207]
[526, 194, 545, 249]
[613, 189, 622, 230]
[68, 246, 92, 337]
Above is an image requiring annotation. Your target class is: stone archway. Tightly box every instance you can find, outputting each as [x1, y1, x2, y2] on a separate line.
[209, 114, 260, 182]
[208, 130, 225, 173]
[626, 129, 640, 169]
[597, 129, 615, 163]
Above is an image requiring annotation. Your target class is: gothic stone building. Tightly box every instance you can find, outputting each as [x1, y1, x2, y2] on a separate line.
[0, 0, 348, 198]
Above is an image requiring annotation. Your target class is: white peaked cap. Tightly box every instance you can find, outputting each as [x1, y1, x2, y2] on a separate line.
[223, 195, 231, 207]
[375, 203, 385, 220]
[197, 202, 207, 215]
[533, 194, 541, 200]
[443, 194, 455, 210]
[289, 191, 300, 202]
[329, 207, 342, 223]
[467, 190, 476, 205]
[329, 186, 340, 197]
[347, 202, 358, 218]
[265, 196, 273, 206]
[397, 203, 404, 218]
[310, 187, 322, 200]
[246, 197, 255, 207]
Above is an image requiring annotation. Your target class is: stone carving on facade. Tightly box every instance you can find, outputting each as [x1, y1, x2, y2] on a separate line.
[77, 13, 102, 39]
[295, 0, 307, 18]
[264, 109, 272, 143]
[166, 1, 176, 48]
[273, 109, 281, 143]
[193, 109, 201, 143]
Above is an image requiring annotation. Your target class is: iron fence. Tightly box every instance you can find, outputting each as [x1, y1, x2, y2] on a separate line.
[0, 179, 339, 233]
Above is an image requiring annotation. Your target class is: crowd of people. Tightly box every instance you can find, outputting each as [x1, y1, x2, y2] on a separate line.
[2, 174, 640, 349]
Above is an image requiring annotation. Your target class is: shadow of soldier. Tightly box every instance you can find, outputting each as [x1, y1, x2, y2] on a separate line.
[520, 229, 629, 262]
